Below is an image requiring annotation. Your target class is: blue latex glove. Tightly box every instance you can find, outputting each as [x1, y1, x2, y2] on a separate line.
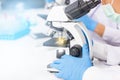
[46, 0, 55, 3]
[50, 44, 92, 80]
[75, 15, 98, 31]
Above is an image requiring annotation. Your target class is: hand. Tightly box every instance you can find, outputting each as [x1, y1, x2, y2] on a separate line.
[75, 15, 98, 31]
[50, 44, 92, 80]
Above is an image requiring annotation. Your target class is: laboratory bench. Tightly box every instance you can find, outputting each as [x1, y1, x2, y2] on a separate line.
[0, 8, 62, 80]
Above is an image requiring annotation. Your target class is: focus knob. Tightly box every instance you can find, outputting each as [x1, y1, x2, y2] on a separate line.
[70, 45, 82, 57]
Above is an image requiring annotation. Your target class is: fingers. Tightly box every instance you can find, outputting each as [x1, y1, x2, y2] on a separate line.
[55, 70, 63, 78]
[52, 60, 62, 64]
[61, 54, 70, 59]
[50, 60, 63, 70]
[50, 63, 61, 70]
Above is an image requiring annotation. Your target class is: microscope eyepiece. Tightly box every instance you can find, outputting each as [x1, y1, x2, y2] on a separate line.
[65, 0, 101, 19]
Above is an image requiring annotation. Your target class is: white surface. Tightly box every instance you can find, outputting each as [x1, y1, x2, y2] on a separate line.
[83, 59, 120, 80]
[0, 33, 62, 80]
[47, 6, 69, 21]
[0, 8, 62, 80]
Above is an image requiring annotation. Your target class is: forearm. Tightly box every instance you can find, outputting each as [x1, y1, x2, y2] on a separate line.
[94, 23, 120, 45]
[83, 66, 120, 80]
[94, 23, 105, 37]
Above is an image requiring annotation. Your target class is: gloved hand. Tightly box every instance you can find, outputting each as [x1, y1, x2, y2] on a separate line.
[75, 15, 98, 31]
[50, 44, 92, 80]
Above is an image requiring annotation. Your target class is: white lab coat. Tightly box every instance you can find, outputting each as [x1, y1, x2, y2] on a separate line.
[87, 3, 120, 65]
[83, 62, 120, 80]
[82, 3, 120, 80]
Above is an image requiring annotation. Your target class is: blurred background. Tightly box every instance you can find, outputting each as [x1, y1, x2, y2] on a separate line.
[0, 0, 46, 10]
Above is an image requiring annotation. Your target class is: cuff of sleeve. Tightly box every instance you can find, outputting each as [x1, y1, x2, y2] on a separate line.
[107, 45, 120, 65]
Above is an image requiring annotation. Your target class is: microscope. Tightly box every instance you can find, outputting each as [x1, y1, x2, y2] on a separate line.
[45, 0, 101, 73]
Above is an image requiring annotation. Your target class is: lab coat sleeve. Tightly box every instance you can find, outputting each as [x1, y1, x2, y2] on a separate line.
[82, 66, 120, 80]
[102, 27, 120, 46]
[93, 40, 120, 65]
[92, 41, 107, 61]
[106, 45, 120, 65]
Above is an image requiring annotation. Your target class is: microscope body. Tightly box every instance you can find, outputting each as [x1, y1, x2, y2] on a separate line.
[47, 6, 93, 58]
[52, 21, 93, 58]
[46, 0, 100, 74]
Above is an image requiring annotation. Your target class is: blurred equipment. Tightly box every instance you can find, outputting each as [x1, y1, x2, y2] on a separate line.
[45, 0, 71, 9]
[0, 0, 47, 40]
[0, 12, 30, 40]
[55, 0, 70, 5]
[1, 0, 46, 10]
[0, 1, 2, 10]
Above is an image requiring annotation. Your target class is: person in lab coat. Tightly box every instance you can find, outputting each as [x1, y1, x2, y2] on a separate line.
[49, 0, 120, 80]
[77, 0, 120, 65]
[79, 0, 120, 79]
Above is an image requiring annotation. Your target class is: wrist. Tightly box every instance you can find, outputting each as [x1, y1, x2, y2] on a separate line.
[94, 23, 105, 37]
[84, 16, 97, 31]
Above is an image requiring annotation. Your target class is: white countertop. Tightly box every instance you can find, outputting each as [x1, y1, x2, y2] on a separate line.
[0, 32, 64, 80]
[0, 8, 63, 80]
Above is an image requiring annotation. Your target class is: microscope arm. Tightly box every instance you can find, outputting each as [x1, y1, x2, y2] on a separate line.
[46, 0, 101, 58]
[57, 22, 93, 59]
